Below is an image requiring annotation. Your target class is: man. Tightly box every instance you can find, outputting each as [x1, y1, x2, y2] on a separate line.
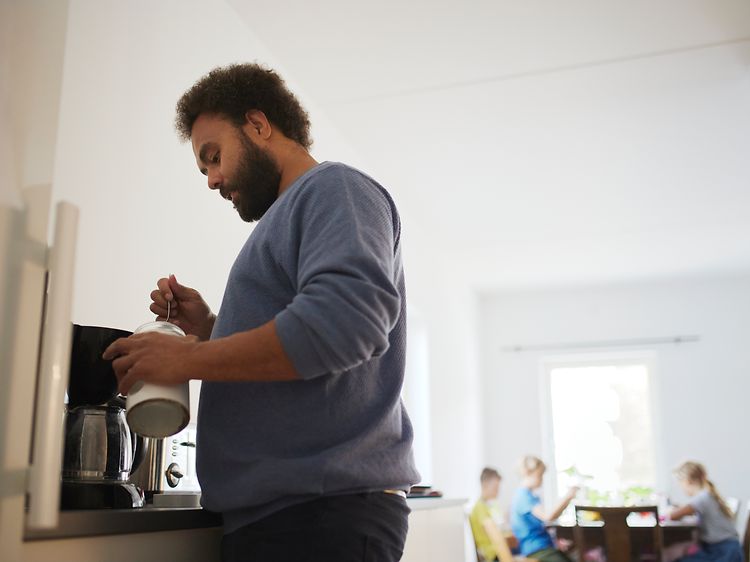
[104, 63, 419, 561]
[469, 467, 510, 562]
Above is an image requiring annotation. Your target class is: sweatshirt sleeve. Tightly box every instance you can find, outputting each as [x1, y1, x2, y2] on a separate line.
[274, 169, 402, 379]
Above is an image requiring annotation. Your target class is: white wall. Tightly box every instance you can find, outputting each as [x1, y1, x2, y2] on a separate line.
[0, 0, 69, 206]
[479, 274, 750, 513]
[51, 0, 362, 332]
[404, 244, 484, 498]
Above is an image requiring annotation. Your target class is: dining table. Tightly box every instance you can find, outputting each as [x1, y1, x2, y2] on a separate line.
[548, 506, 698, 562]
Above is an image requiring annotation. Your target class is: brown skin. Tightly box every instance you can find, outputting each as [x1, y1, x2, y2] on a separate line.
[103, 111, 318, 394]
[194, 110, 317, 204]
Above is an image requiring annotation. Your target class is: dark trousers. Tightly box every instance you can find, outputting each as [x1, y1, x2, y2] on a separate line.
[221, 492, 410, 562]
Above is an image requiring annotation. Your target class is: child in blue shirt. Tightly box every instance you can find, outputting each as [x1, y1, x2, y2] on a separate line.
[668, 461, 742, 562]
[511, 456, 577, 562]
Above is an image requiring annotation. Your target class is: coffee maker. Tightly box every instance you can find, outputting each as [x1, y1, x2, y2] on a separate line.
[61, 325, 145, 509]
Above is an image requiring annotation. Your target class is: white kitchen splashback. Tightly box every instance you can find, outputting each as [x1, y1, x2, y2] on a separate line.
[164, 424, 200, 493]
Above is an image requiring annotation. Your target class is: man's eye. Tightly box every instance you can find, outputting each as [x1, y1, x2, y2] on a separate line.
[211, 153, 220, 164]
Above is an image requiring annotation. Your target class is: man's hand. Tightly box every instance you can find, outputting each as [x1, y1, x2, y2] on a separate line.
[150, 274, 216, 341]
[103, 331, 201, 395]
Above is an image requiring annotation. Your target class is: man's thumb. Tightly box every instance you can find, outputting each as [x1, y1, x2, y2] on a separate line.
[168, 274, 187, 300]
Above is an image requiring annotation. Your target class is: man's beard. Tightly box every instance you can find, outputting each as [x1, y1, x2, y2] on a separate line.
[225, 131, 282, 222]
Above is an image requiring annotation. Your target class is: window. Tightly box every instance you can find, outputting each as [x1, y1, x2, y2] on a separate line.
[544, 359, 657, 505]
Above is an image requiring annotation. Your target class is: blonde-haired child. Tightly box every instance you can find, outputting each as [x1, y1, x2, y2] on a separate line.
[510, 456, 577, 562]
[668, 461, 742, 562]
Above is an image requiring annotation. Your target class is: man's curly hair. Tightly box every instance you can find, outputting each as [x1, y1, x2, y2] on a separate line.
[175, 63, 312, 148]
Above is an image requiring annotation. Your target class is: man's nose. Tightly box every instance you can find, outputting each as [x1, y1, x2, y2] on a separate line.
[207, 169, 223, 190]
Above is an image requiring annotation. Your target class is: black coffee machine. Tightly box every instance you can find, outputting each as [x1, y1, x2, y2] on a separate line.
[61, 325, 145, 509]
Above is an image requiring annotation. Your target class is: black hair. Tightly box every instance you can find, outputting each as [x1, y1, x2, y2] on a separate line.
[175, 63, 312, 148]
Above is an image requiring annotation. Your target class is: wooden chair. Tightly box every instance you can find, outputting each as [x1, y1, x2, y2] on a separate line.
[574, 505, 662, 562]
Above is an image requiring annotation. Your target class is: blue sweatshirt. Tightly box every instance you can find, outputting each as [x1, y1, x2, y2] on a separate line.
[197, 162, 420, 533]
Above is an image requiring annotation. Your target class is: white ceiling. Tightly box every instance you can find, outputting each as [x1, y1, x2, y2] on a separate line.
[230, 0, 750, 290]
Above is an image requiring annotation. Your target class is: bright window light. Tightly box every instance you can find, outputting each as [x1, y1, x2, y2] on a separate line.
[548, 363, 656, 505]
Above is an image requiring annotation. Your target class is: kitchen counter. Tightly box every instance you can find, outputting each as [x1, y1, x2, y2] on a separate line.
[20, 498, 468, 562]
[25, 498, 462, 540]
[24, 505, 222, 541]
[406, 496, 467, 511]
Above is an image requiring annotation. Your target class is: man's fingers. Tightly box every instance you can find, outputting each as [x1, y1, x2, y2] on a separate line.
[150, 302, 175, 317]
[150, 288, 178, 310]
[156, 277, 174, 302]
[103, 333, 150, 361]
[103, 337, 129, 360]
[111, 352, 138, 378]
[150, 289, 166, 307]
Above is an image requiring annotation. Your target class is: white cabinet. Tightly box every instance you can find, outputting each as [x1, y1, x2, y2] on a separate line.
[402, 498, 468, 562]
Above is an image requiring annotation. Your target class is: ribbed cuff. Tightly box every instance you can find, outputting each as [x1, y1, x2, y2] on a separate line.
[275, 308, 327, 380]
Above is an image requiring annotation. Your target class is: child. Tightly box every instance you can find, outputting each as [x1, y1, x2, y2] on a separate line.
[470, 467, 507, 562]
[668, 461, 743, 562]
[510, 456, 577, 562]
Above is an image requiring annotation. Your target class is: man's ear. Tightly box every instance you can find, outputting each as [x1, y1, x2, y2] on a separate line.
[244, 110, 271, 139]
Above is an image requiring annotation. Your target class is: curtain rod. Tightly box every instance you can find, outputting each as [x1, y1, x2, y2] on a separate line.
[500, 335, 701, 353]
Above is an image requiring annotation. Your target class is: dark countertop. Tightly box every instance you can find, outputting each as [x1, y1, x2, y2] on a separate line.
[24, 505, 222, 541]
[25, 496, 467, 541]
